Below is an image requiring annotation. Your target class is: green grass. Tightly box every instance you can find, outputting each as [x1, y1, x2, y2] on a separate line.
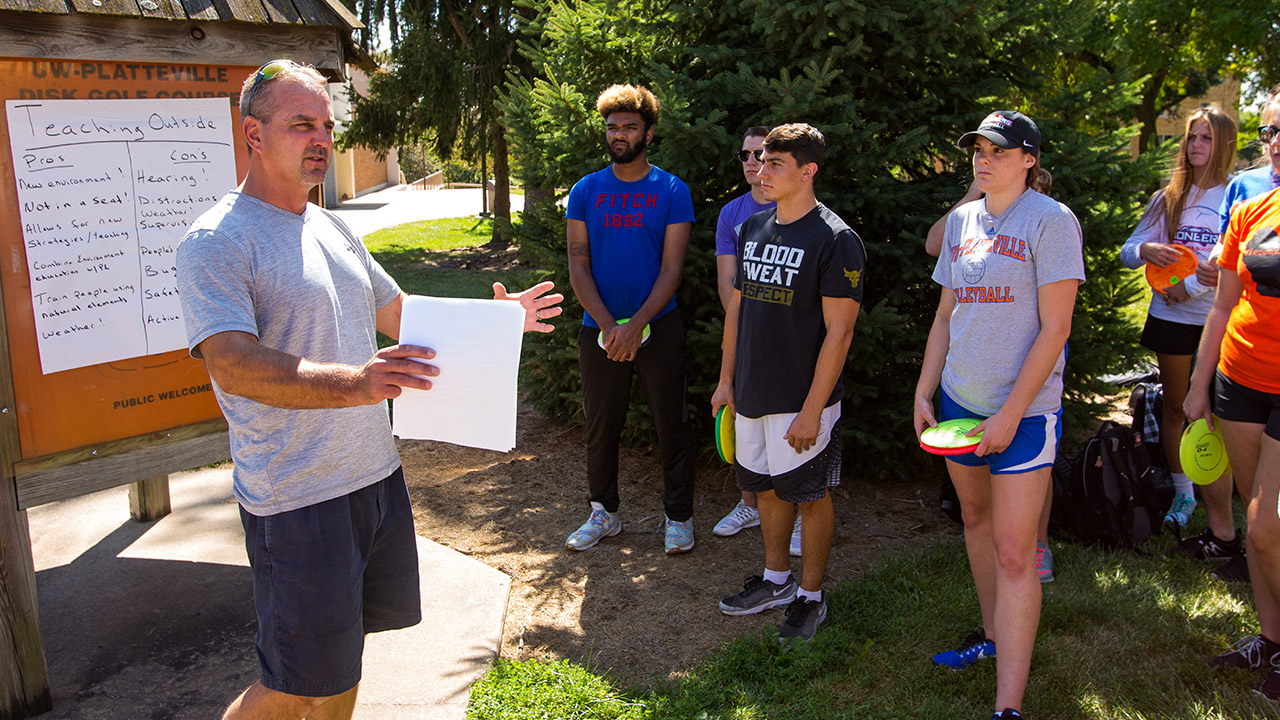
[468, 660, 649, 720]
[364, 216, 495, 254]
[468, 523, 1280, 719]
[364, 216, 532, 300]
[1121, 267, 1153, 331]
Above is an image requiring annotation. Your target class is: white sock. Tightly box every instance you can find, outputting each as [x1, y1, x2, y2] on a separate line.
[797, 587, 823, 603]
[1172, 473, 1193, 498]
[763, 568, 791, 586]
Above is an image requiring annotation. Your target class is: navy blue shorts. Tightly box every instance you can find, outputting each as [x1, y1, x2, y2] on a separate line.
[240, 467, 421, 697]
[939, 389, 1063, 475]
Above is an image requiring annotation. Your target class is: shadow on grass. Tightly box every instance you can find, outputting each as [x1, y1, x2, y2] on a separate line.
[471, 530, 1280, 720]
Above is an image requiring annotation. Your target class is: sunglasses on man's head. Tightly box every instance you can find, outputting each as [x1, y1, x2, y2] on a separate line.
[244, 59, 304, 117]
[737, 149, 764, 162]
[1259, 125, 1280, 144]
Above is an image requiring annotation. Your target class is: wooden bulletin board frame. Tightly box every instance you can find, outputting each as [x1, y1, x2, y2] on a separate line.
[0, 58, 254, 505]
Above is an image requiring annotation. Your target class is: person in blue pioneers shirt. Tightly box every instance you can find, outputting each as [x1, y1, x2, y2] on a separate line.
[564, 84, 698, 555]
[1119, 108, 1237, 538]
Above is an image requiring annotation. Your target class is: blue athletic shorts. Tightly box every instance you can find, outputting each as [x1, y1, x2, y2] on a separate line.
[239, 467, 421, 697]
[939, 389, 1062, 475]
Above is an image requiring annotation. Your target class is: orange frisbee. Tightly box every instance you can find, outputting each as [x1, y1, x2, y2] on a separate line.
[1145, 245, 1198, 295]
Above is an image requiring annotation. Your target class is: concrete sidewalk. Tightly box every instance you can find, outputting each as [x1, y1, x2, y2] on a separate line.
[329, 185, 525, 238]
[27, 466, 509, 719]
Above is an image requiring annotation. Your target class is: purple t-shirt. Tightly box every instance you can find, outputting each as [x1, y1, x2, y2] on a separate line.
[715, 191, 775, 256]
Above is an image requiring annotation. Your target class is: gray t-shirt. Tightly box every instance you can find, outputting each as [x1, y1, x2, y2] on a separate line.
[177, 191, 403, 516]
[933, 189, 1085, 417]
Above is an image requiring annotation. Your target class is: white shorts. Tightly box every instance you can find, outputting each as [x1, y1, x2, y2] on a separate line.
[735, 403, 841, 477]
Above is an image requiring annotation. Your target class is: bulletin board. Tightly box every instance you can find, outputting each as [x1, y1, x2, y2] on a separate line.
[0, 58, 252, 465]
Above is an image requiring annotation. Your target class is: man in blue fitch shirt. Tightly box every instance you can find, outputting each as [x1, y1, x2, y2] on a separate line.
[564, 83, 697, 555]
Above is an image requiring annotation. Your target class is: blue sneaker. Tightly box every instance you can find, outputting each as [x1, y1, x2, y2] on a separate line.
[665, 516, 695, 554]
[1036, 541, 1055, 583]
[566, 502, 621, 551]
[932, 629, 996, 670]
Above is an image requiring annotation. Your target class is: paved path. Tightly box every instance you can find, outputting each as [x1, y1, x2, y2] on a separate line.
[329, 185, 526, 238]
[27, 466, 509, 719]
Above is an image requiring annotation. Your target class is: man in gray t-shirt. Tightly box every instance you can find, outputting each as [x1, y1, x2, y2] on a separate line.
[176, 61, 561, 720]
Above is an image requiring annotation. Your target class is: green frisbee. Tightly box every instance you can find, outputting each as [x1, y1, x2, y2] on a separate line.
[597, 318, 651, 350]
[920, 418, 983, 456]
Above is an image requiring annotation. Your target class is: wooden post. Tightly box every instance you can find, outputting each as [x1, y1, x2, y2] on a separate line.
[0, 483, 51, 720]
[0, 276, 51, 718]
[128, 476, 172, 523]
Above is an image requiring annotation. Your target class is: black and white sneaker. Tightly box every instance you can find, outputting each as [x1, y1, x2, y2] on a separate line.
[778, 596, 827, 642]
[1166, 527, 1243, 562]
[1212, 554, 1251, 583]
[1210, 634, 1280, 671]
[718, 575, 798, 616]
[1254, 669, 1280, 702]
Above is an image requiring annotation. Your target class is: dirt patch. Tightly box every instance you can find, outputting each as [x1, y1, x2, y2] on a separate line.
[421, 246, 523, 272]
[400, 404, 958, 685]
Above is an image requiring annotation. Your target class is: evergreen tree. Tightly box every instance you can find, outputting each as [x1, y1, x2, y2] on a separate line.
[505, 0, 1164, 476]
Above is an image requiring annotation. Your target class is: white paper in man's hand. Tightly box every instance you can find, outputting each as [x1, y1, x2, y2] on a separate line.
[392, 295, 525, 452]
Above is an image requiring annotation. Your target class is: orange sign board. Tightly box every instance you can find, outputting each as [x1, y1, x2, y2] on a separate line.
[0, 58, 253, 460]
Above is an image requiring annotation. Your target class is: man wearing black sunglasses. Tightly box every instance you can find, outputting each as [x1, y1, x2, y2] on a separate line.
[1218, 85, 1280, 238]
[711, 126, 777, 540]
[176, 60, 561, 720]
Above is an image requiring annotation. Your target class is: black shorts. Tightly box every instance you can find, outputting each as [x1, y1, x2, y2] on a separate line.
[240, 467, 422, 697]
[1215, 371, 1280, 441]
[1140, 315, 1203, 356]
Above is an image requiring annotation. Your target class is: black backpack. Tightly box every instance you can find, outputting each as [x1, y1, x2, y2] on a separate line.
[1057, 421, 1167, 548]
[1128, 383, 1168, 470]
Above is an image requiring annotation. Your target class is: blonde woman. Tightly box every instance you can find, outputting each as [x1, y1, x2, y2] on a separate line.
[1120, 108, 1237, 539]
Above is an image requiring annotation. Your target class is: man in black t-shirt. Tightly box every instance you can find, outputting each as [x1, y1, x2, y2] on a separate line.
[711, 124, 866, 642]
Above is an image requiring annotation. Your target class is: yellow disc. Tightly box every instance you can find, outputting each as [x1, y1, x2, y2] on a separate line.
[1180, 416, 1231, 485]
[715, 405, 735, 464]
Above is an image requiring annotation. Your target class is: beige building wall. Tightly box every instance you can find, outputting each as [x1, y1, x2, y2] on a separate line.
[328, 66, 400, 201]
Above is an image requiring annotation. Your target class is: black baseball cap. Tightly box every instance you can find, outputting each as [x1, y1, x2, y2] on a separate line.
[957, 110, 1040, 157]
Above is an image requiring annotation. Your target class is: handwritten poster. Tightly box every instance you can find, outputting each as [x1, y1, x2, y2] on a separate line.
[5, 97, 235, 375]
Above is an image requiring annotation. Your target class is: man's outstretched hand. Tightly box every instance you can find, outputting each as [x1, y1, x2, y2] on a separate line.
[494, 281, 564, 333]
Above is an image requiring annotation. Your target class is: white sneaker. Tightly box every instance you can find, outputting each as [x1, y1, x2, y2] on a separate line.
[712, 500, 760, 537]
[789, 515, 803, 557]
[1164, 492, 1197, 528]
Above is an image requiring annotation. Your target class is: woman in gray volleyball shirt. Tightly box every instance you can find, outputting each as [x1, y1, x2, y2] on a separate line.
[913, 111, 1085, 720]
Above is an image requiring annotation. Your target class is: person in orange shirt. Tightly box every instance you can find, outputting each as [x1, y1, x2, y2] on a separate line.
[1185, 184, 1280, 700]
